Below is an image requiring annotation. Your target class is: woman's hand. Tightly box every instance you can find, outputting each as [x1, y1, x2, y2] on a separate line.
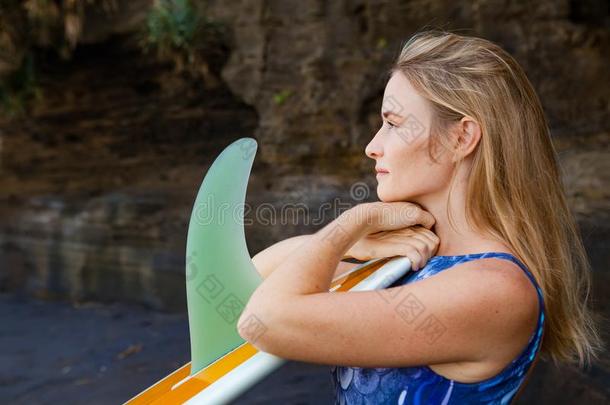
[346, 226, 440, 270]
[358, 201, 436, 233]
[345, 202, 439, 270]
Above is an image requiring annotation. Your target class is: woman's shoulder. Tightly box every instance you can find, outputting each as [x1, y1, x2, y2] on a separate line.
[443, 254, 539, 313]
[440, 255, 541, 362]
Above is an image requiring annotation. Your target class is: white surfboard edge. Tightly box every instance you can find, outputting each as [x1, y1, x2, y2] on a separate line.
[182, 255, 413, 405]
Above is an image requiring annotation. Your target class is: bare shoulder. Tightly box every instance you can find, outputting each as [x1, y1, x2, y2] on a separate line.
[445, 257, 539, 319]
[463, 257, 538, 303]
[438, 256, 540, 365]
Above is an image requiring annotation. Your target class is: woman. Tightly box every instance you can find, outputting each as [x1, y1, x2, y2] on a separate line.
[238, 30, 603, 404]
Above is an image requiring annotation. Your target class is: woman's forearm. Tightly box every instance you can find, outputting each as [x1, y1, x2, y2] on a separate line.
[251, 207, 370, 297]
[252, 232, 361, 280]
[252, 234, 312, 279]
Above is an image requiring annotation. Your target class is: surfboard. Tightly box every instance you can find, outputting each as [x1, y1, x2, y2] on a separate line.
[123, 138, 413, 404]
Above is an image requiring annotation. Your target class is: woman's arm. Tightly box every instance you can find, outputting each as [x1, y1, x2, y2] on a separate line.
[251, 235, 311, 279]
[237, 203, 530, 369]
[251, 209, 440, 281]
[252, 235, 361, 280]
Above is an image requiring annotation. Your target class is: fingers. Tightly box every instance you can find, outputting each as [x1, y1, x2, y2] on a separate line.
[412, 206, 436, 229]
[398, 202, 436, 229]
[391, 202, 435, 229]
[402, 245, 424, 271]
[404, 240, 428, 271]
[412, 225, 439, 241]
[400, 227, 440, 271]
[410, 227, 440, 256]
[359, 218, 440, 271]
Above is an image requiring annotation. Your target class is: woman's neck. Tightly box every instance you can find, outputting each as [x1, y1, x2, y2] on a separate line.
[414, 175, 512, 257]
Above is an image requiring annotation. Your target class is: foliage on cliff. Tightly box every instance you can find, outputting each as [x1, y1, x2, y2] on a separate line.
[0, 0, 225, 116]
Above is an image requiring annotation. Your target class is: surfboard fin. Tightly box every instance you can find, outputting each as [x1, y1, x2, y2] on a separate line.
[185, 138, 262, 375]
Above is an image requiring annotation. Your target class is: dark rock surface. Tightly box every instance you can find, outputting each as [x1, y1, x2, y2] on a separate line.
[0, 0, 607, 311]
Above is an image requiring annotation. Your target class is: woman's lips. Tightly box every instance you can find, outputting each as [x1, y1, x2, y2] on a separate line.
[375, 166, 389, 178]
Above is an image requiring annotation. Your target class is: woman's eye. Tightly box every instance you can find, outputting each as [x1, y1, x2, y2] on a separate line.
[385, 121, 396, 128]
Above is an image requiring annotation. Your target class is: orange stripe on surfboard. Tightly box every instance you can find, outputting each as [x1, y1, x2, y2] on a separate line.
[124, 258, 392, 404]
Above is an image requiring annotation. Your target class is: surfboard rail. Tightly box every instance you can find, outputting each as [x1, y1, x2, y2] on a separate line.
[124, 138, 413, 404]
[124, 256, 412, 404]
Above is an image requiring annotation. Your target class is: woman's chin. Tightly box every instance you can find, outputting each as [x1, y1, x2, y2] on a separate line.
[376, 186, 411, 203]
[376, 186, 394, 202]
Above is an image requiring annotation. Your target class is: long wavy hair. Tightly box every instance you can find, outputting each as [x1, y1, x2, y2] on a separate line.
[390, 29, 604, 368]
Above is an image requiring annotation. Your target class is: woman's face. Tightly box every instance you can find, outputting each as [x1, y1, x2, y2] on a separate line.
[365, 71, 455, 203]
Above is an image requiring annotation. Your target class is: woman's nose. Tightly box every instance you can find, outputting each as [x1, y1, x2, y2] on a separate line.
[365, 132, 384, 159]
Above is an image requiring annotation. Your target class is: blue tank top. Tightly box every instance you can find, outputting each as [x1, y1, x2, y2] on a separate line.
[331, 252, 546, 404]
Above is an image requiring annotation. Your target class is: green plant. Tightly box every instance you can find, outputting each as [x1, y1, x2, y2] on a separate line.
[0, 53, 40, 116]
[0, 0, 95, 116]
[273, 89, 293, 105]
[145, 0, 199, 57]
[142, 0, 226, 74]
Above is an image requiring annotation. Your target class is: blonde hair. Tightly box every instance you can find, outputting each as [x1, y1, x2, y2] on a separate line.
[391, 29, 604, 368]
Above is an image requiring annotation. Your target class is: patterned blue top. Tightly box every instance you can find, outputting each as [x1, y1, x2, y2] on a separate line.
[331, 252, 546, 404]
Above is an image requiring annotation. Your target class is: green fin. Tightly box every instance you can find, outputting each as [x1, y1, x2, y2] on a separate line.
[185, 137, 262, 375]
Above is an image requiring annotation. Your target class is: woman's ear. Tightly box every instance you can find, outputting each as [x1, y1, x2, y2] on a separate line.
[452, 116, 481, 162]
